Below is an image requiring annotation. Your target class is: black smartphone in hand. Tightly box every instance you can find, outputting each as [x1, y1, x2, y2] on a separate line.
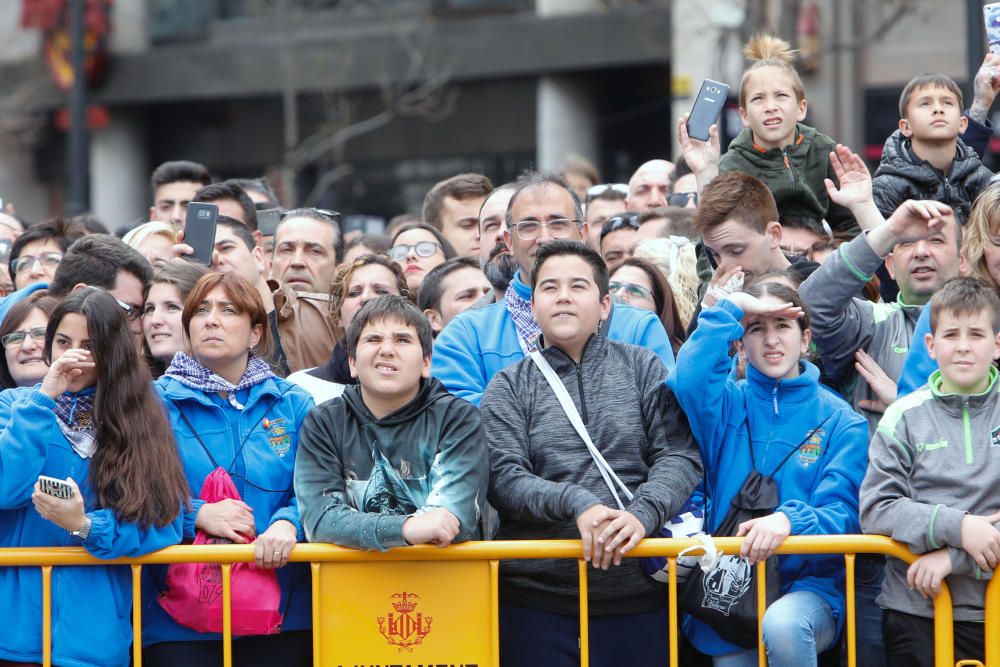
[183, 202, 219, 266]
[686, 79, 730, 142]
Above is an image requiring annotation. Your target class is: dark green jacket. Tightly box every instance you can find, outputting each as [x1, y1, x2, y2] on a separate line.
[719, 123, 857, 236]
[294, 377, 488, 550]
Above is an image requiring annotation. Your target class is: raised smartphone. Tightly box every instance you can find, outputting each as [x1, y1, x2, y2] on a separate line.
[986, 3, 1000, 55]
[687, 79, 730, 142]
[183, 202, 219, 266]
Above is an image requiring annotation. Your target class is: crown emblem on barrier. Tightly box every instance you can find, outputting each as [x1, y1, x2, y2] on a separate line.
[378, 592, 432, 652]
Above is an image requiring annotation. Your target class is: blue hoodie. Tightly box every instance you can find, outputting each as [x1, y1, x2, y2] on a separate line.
[897, 303, 935, 398]
[431, 271, 675, 405]
[668, 300, 869, 656]
[0, 387, 183, 667]
[141, 374, 314, 646]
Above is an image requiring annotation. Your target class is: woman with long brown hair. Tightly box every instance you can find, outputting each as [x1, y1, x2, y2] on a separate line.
[0, 287, 190, 667]
[142, 272, 315, 667]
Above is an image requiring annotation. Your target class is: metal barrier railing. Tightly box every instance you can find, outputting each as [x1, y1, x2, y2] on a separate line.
[0, 535, 961, 667]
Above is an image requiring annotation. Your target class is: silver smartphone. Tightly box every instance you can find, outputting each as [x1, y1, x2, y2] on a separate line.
[38, 475, 74, 500]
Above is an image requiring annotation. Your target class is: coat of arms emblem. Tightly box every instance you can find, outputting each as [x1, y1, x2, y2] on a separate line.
[377, 592, 432, 652]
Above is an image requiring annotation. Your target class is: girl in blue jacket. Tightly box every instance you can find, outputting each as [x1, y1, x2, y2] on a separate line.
[141, 272, 315, 667]
[0, 288, 190, 667]
[669, 280, 868, 667]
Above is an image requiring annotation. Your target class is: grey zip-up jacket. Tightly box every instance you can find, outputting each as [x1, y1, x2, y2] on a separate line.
[860, 368, 1000, 621]
[481, 334, 702, 616]
[799, 232, 923, 435]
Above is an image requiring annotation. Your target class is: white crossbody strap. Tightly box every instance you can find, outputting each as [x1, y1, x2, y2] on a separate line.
[529, 349, 634, 510]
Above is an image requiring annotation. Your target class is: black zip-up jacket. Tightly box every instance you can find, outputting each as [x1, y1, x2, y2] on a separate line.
[481, 334, 702, 615]
[872, 129, 993, 225]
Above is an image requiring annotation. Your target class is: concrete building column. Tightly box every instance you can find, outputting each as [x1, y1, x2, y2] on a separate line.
[536, 75, 599, 172]
[90, 110, 149, 231]
[535, 0, 600, 173]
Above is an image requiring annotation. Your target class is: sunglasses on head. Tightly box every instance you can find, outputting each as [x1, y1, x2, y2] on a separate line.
[667, 191, 698, 207]
[586, 183, 629, 202]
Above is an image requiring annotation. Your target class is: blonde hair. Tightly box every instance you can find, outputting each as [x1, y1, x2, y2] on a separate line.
[122, 221, 177, 250]
[961, 182, 1000, 290]
[633, 237, 700, 328]
[739, 34, 806, 108]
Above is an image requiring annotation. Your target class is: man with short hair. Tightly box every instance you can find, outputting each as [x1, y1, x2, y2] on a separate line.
[149, 160, 212, 227]
[599, 213, 640, 269]
[9, 217, 87, 290]
[432, 172, 675, 406]
[626, 159, 674, 212]
[193, 181, 259, 233]
[271, 208, 344, 294]
[689, 171, 820, 334]
[48, 235, 154, 345]
[478, 184, 518, 300]
[584, 184, 628, 250]
[423, 173, 493, 258]
[419, 256, 491, 334]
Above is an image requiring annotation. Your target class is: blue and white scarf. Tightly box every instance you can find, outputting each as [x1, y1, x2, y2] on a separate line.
[54, 387, 98, 459]
[164, 352, 273, 411]
[504, 284, 540, 354]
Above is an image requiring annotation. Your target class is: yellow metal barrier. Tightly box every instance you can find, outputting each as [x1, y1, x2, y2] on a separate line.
[0, 535, 960, 667]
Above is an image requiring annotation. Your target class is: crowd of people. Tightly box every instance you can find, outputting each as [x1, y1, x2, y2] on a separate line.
[3, 32, 1000, 667]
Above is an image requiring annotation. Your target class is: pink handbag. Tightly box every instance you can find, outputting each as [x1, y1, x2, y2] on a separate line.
[158, 468, 283, 636]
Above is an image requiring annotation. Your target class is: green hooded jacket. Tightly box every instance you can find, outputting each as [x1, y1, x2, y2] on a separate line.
[718, 123, 858, 237]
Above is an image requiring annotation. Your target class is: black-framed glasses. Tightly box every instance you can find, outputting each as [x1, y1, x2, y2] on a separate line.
[586, 183, 629, 202]
[389, 241, 442, 262]
[667, 191, 698, 207]
[1, 327, 46, 348]
[12, 252, 62, 275]
[610, 280, 654, 302]
[512, 218, 579, 240]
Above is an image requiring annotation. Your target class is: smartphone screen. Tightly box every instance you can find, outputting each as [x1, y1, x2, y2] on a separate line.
[986, 3, 1000, 55]
[184, 202, 219, 266]
[687, 79, 730, 142]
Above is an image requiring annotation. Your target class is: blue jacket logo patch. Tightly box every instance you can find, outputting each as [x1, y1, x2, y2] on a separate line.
[266, 417, 290, 457]
[799, 428, 825, 467]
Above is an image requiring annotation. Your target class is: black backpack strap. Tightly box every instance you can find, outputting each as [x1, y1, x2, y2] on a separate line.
[767, 413, 835, 478]
[175, 407, 220, 469]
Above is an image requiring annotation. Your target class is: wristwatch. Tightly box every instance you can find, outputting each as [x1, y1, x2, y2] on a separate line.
[70, 516, 92, 541]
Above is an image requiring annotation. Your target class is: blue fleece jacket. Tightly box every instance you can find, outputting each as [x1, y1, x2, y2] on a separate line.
[0, 387, 183, 667]
[141, 375, 314, 646]
[897, 303, 935, 398]
[431, 271, 675, 405]
[668, 300, 869, 656]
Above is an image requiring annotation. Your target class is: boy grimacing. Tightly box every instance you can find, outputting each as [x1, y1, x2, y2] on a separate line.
[293, 295, 488, 550]
[860, 277, 1000, 666]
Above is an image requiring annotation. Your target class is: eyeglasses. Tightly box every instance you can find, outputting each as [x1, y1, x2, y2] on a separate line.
[512, 219, 579, 240]
[610, 280, 654, 302]
[388, 241, 443, 262]
[586, 183, 629, 202]
[667, 191, 698, 207]
[12, 252, 62, 275]
[1, 327, 46, 348]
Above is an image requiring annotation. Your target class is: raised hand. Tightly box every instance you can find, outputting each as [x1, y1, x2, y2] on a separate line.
[824, 144, 873, 210]
[677, 113, 720, 176]
[854, 349, 897, 413]
[885, 200, 953, 243]
[725, 291, 804, 322]
[40, 349, 95, 399]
